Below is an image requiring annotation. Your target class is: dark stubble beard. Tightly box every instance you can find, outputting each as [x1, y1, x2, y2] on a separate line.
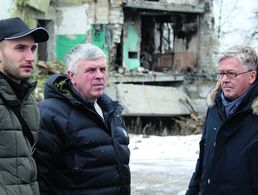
[2, 55, 30, 83]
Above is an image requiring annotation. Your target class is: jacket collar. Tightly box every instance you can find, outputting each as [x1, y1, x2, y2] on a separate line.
[0, 72, 36, 101]
[207, 81, 258, 115]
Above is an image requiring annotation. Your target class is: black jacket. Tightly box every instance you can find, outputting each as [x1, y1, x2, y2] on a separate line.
[186, 82, 258, 195]
[34, 74, 130, 195]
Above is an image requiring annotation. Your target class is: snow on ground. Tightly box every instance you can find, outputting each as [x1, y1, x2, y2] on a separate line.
[129, 134, 201, 195]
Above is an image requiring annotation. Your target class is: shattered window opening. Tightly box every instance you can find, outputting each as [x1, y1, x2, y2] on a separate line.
[128, 51, 138, 59]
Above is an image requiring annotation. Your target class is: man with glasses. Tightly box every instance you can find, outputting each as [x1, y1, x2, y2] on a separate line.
[186, 45, 258, 195]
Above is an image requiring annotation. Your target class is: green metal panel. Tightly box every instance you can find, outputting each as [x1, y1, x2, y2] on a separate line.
[92, 25, 106, 53]
[92, 24, 111, 61]
[123, 23, 140, 70]
[56, 34, 86, 62]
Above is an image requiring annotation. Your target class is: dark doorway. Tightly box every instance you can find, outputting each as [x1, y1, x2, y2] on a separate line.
[37, 20, 51, 61]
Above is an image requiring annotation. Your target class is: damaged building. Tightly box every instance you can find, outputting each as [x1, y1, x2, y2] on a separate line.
[1, 0, 218, 134]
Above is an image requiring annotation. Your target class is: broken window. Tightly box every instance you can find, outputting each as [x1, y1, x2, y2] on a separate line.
[155, 22, 174, 54]
[128, 51, 138, 59]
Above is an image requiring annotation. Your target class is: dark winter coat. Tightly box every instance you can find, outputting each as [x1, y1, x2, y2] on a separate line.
[34, 74, 131, 195]
[0, 75, 40, 195]
[186, 81, 258, 195]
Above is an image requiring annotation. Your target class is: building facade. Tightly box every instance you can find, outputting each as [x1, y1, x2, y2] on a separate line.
[1, 0, 218, 134]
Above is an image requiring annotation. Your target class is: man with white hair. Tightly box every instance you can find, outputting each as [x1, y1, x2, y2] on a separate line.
[34, 43, 131, 195]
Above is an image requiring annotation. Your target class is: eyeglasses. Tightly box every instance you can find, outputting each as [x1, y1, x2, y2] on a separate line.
[217, 70, 254, 79]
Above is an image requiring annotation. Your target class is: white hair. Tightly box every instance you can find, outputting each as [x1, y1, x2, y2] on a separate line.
[65, 43, 106, 73]
[218, 45, 258, 71]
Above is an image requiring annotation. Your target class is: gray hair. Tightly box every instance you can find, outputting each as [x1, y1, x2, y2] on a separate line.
[65, 43, 106, 73]
[218, 45, 258, 71]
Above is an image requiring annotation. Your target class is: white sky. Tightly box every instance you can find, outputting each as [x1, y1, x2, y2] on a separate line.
[213, 0, 258, 52]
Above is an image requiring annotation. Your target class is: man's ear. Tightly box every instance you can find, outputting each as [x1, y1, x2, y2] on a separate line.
[250, 70, 257, 85]
[0, 43, 2, 63]
[0, 51, 2, 64]
[67, 70, 76, 85]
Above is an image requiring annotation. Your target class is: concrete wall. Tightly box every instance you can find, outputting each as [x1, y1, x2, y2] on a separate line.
[164, 0, 200, 4]
[173, 35, 199, 72]
[181, 80, 216, 113]
[56, 5, 89, 34]
[198, 2, 218, 73]
[0, 0, 14, 19]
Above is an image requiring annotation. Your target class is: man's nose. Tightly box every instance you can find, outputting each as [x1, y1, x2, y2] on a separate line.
[221, 74, 230, 81]
[26, 50, 35, 61]
[95, 68, 105, 78]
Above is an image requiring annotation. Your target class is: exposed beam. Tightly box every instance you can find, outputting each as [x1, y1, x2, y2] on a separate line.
[110, 73, 185, 84]
[124, 1, 205, 13]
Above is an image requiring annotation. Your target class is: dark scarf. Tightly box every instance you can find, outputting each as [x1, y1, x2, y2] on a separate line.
[221, 86, 252, 118]
[0, 71, 29, 100]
